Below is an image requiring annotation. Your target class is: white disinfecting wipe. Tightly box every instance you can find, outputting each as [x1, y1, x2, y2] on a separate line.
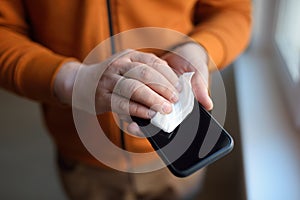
[151, 72, 195, 133]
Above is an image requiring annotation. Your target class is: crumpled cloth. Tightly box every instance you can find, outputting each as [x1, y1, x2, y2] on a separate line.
[151, 72, 195, 133]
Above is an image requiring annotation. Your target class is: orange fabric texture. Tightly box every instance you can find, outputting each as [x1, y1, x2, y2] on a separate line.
[0, 0, 252, 167]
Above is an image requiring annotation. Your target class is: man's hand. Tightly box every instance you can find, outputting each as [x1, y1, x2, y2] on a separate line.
[54, 49, 181, 133]
[162, 42, 213, 111]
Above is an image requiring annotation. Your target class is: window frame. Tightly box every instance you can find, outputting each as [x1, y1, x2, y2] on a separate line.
[274, 0, 300, 85]
[272, 0, 300, 129]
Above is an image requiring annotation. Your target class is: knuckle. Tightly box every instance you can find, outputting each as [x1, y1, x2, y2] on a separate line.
[131, 50, 141, 59]
[147, 53, 156, 58]
[160, 60, 168, 65]
[148, 54, 160, 64]
[139, 66, 151, 81]
[147, 53, 165, 65]
[119, 99, 128, 111]
[110, 57, 124, 67]
[129, 103, 139, 115]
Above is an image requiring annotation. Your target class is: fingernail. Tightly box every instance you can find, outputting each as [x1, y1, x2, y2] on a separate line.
[175, 81, 182, 92]
[170, 92, 179, 103]
[130, 122, 139, 131]
[162, 102, 172, 114]
[207, 96, 213, 110]
[128, 123, 141, 136]
[148, 109, 156, 118]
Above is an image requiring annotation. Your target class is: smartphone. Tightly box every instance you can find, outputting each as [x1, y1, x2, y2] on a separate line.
[132, 99, 234, 177]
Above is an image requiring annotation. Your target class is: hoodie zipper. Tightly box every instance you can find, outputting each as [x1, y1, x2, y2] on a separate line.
[106, 0, 116, 54]
[105, 0, 126, 151]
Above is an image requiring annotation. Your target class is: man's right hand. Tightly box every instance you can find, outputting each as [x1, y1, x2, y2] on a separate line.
[54, 49, 181, 131]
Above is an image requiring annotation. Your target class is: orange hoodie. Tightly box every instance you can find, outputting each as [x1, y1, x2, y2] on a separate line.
[0, 0, 252, 167]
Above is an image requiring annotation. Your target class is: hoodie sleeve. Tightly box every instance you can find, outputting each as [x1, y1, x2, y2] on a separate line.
[190, 0, 252, 68]
[0, 0, 75, 104]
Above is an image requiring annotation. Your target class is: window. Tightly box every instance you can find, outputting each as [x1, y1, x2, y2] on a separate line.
[275, 0, 300, 83]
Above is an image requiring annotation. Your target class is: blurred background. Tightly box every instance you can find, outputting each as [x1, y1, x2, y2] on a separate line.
[1, 0, 300, 199]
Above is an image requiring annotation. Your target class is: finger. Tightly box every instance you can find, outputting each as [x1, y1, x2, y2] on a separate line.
[122, 63, 179, 103]
[149, 63, 181, 92]
[113, 78, 173, 114]
[129, 52, 180, 91]
[117, 114, 132, 123]
[113, 114, 144, 137]
[110, 93, 157, 118]
[130, 51, 168, 66]
[117, 114, 145, 137]
[191, 73, 213, 111]
[162, 50, 209, 88]
[161, 52, 189, 74]
[127, 122, 145, 137]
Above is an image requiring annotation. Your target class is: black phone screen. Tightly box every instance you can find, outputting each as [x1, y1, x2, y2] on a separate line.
[132, 99, 233, 177]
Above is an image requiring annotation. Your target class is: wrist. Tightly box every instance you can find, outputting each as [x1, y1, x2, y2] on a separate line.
[54, 61, 81, 105]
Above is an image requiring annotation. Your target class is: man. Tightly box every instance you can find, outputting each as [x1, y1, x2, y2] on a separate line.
[0, 0, 252, 199]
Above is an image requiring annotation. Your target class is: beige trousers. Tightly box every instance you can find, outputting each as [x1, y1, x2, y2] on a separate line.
[57, 156, 205, 200]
